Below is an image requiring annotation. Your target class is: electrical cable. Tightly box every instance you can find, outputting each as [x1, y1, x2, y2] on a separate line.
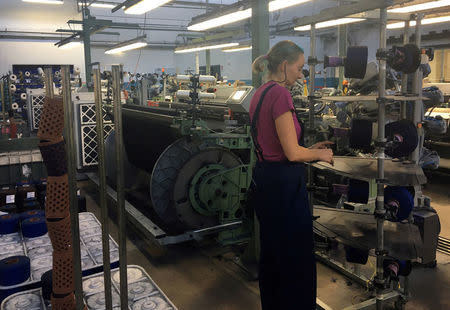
[133, 13, 147, 76]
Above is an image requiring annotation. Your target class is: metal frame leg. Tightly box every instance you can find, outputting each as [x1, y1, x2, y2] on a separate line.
[112, 65, 129, 309]
[93, 68, 113, 310]
[375, 8, 388, 310]
[61, 65, 84, 309]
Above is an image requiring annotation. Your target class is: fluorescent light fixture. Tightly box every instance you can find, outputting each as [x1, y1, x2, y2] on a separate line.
[295, 25, 312, 31]
[175, 42, 239, 54]
[105, 36, 148, 54]
[388, 0, 450, 13]
[222, 46, 252, 52]
[188, 8, 252, 31]
[124, 0, 172, 15]
[23, 0, 63, 4]
[269, 0, 312, 11]
[294, 18, 365, 31]
[59, 42, 82, 49]
[90, 2, 116, 8]
[188, 0, 313, 31]
[387, 15, 450, 29]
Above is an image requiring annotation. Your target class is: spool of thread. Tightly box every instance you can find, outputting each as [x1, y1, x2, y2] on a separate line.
[9, 74, 17, 82]
[0, 256, 31, 286]
[384, 186, 414, 222]
[21, 93, 27, 100]
[176, 75, 216, 83]
[385, 120, 418, 158]
[324, 55, 345, 68]
[22, 200, 40, 213]
[21, 216, 47, 238]
[25, 71, 31, 77]
[0, 213, 20, 234]
[20, 210, 45, 220]
[10, 84, 16, 92]
[176, 90, 190, 99]
[199, 92, 216, 99]
[0, 204, 18, 214]
[344, 46, 368, 79]
[11, 102, 19, 110]
[176, 90, 216, 100]
[54, 70, 61, 77]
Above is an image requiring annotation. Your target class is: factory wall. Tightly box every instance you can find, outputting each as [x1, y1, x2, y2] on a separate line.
[0, 41, 177, 82]
[90, 47, 176, 75]
[0, 40, 85, 78]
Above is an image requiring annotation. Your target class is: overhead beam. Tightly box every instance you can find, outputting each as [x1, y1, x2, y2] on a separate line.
[111, 0, 228, 13]
[56, 29, 121, 35]
[0, 35, 72, 41]
[349, 9, 412, 21]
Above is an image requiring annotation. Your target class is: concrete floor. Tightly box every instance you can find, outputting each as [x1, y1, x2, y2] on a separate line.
[80, 173, 450, 310]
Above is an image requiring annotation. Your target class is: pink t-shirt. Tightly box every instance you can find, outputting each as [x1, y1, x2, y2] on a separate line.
[249, 81, 301, 162]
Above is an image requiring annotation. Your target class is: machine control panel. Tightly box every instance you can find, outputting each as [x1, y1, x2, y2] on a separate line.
[226, 86, 255, 113]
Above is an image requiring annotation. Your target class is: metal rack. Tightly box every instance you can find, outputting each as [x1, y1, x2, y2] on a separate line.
[298, 1, 431, 309]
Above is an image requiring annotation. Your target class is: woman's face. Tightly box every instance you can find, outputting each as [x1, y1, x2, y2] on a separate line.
[281, 54, 305, 87]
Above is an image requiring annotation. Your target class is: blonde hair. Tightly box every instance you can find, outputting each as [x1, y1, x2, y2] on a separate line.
[252, 40, 304, 78]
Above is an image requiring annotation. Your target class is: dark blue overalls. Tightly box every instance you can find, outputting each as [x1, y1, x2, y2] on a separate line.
[250, 84, 316, 309]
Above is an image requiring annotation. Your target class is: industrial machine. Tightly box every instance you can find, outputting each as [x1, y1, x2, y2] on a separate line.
[104, 74, 256, 245]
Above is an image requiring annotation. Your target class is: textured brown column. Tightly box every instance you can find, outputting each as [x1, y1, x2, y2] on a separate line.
[38, 95, 81, 310]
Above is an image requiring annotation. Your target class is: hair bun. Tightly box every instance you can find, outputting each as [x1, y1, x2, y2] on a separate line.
[252, 55, 269, 73]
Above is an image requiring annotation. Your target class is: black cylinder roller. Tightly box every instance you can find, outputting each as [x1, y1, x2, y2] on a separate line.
[344, 46, 368, 79]
[387, 44, 421, 74]
[323, 46, 368, 79]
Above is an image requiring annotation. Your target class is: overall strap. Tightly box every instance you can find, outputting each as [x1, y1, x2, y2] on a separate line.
[251, 83, 277, 162]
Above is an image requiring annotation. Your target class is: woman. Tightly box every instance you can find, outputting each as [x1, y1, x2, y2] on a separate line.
[249, 40, 334, 309]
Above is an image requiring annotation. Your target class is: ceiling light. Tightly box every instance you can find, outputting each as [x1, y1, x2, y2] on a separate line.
[188, 9, 252, 31]
[175, 43, 239, 54]
[22, 0, 63, 4]
[124, 0, 172, 15]
[188, 0, 313, 31]
[105, 36, 148, 54]
[294, 18, 365, 31]
[387, 15, 450, 29]
[58, 42, 82, 49]
[269, 0, 312, 11]
[90, 2, 116, 8]
[388, 0, 450, 13]
[222, 46, 252, 52]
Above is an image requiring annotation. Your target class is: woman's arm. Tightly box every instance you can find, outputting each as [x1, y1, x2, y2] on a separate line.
[275, 112, 333, 163]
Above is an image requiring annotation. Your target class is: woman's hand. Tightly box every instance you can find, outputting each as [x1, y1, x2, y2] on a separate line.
[309, 141, 334, 149]
[316, 148, 334, 165]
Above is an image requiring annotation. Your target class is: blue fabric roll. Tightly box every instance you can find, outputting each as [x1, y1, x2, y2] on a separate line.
[21, 199, 40, 212]
[20, 210, 45, 220]
[0, 204, 18, 214]
[384, 186, 414, 222]
[0, 214, 20, 235]
[21, 216, 47, 238]
[0, 255, 30, 286]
